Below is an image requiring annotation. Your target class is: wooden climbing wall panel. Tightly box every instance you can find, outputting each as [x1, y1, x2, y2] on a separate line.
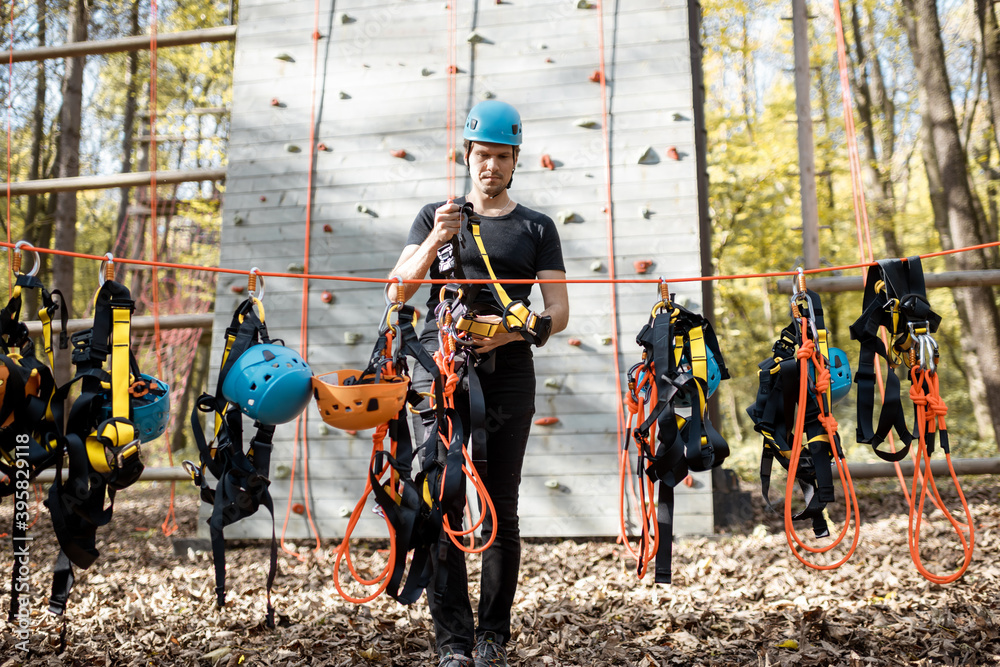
[209, 0, 712, 541]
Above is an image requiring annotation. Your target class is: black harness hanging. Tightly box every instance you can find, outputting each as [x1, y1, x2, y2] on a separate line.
[186, 296, 280, 626]
[0, 270, 67, 621]
[45, 277, 145, 616]
[747, 289, 842, 538]
[625, 287, 730, 584]
[849, 257, 941, 462]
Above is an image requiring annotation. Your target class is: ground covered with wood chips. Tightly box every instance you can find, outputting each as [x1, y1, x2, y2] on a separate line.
[0, 477, 998, 666]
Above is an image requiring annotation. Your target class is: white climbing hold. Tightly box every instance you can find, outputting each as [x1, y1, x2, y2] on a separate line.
[544, 378, 562, 389]
[285, 144, 301, 153]
[274, 464, 291, 480]
[590, 260, 603, 272]
[339, 91, 351, 99]
[337, 12, 355, 23]
[545, 479, 560, 489]
[233, 214, 244, 226]
[596, 334, 613, 346]
[338, 506, 351, 518]
[421, 68, 434, 77]
[640, 206, 651, 219]
[275, 53, 294, 62]
[577, 0, 596, 8]
[356, 203, 372, 214]
[344, 331, 363, 345]
[574, 118, 599, 129]
[317, 423, 330, 436]
[287, 262, 305, 273]
[467, 31, 486, 44]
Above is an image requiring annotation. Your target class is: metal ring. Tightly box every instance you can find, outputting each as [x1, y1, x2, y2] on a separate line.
[12, 240, 40, 277]
[248, 267, 265, 301]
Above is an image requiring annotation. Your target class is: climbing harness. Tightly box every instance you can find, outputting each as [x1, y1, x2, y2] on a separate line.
[186, 270, 313, 625]
[620, 281, 730, 583]
[1, 242, 67, 621]
[747, 272, 860, 569]
[850, 257, 974, 583]
[45, 254, 154, 615]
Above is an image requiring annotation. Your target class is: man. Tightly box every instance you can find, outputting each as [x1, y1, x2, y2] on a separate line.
[389, 100, 569, 667]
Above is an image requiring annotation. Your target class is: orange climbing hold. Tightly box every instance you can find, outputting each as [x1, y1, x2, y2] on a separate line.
[667, 146, 680, 161]
[588, 70, 602, 83]
[292, 503, 305, 515]
[534, 417, 559, 426]
[634, 260, 653, 274]
[540, 154, 555, 170]
[391, 149, 408, 158]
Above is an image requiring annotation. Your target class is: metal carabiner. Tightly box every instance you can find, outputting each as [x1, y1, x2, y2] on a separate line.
[99, 253, 115, 285]
[12, 240, 40, 278]
[247, 267, 265, 301]
[919, 332, 939, 375]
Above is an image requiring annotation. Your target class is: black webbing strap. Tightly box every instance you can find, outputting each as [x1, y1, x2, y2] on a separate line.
[850, 257, 939, 461]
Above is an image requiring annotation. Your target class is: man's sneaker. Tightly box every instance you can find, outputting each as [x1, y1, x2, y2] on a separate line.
[472, 632, 508, 667]
[438, 650, 474, 667]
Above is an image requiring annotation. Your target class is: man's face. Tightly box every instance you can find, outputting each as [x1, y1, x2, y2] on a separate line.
[467, 141, 516, 197]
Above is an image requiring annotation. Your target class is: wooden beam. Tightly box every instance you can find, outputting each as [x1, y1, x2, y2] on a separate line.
[36, 466, 193, 483]
[9, 26, 237, 63]
[776, 269, 1000, 293]
[25, 312, 214, 336]
[847, 457, 1000, 479]
[0, 168, 226, 196]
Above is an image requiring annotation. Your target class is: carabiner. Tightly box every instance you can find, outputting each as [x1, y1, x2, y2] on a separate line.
[12, 240, 40, 278]
[247, 267, 265, 302]
[99, 253, 115, 285]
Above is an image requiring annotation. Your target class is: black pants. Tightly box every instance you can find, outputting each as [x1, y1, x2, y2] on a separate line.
[413, 340, 535, 656]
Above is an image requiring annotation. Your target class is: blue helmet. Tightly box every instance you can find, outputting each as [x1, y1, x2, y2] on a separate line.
[98, 374, 170, 443]
[676, 345, 722, 406]
[464, 100, 522, 146]
[808, 347, 852, 405]
[827, 347, 852, 404]
[221, 343, 314, 425]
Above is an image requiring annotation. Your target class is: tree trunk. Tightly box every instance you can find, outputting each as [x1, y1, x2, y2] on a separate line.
[903, 0, 1000, 448]
[114, 0, 141, 254]
[22, 0, 47, 320]
[51, 0, 87, 385]
[977, 0, 1000, 158]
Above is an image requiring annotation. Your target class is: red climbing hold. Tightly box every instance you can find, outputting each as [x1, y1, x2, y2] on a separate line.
[534, 417, 559, 426]
[230, 285, 245, 294]
[567, 338, 582, 347]
[292, 503, 305, 515]
[540, 154, 555, 170]
[588, 70, 602, 83]
[321, 290, 334, 304]
[323, 224, 333, 233]
[634, 260, 653, 274]
[447, 65, 459, 74]
[270, 98, 280, 107]
[667, 146, 680, 161]
[260, 195, 267, 202]
[391, 149, 407, 159]
[683, 475, 694, 488]
[317, 142, 328, 152]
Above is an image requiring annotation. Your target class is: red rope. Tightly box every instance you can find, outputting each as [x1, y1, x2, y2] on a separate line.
[280, 0, 324, 561]
[595, 1, 626, 443]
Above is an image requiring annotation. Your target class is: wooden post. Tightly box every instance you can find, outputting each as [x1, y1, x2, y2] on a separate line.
[793, 0, 820, 269]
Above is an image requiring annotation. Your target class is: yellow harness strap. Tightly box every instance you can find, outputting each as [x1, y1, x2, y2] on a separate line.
[465, 217, 536, 335]
[85, 299, 137, 473]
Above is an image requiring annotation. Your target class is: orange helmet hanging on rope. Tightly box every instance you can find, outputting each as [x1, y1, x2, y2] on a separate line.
[313, 369, 409, 431]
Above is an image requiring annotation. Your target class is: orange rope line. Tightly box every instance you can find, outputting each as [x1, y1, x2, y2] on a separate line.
[3, 240, 1000, 289]
[280, 0, 324, 561]
[595, 0, 627, 451]
[147, 0, 178, 538]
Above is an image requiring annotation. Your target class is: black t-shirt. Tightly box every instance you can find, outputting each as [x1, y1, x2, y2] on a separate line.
[406, 197, 566, 334]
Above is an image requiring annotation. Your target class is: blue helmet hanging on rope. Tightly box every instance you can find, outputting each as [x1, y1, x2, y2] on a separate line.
[221, 343, 314, 425]
[99, 374, 171, 443]
[464, 100, 522, 146]
[807, 347, 852, 405]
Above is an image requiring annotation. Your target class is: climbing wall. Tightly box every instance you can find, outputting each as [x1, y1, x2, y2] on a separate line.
[209, 0, 712, 541]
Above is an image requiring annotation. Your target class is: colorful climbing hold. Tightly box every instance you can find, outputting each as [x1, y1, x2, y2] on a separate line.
[540, 154, 555, 170]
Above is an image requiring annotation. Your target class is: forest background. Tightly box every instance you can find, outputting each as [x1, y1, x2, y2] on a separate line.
[1, 0, 998, 480]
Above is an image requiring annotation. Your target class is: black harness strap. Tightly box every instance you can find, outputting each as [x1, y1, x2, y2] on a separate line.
[850, 257, 940, 462]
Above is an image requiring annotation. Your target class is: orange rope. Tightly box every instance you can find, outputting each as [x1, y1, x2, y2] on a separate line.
[906, 363, 975, 583]
[3, 239, 1000, 288]
[280, 0, 325, 561]
[618, 366, 659, 578]
[594, 0, 627, 450]
[783, 319, 860, 570]
[832, 0, 973, 580]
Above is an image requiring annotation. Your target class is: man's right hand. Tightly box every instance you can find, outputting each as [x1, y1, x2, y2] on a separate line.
[431, 200, 463, 245]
